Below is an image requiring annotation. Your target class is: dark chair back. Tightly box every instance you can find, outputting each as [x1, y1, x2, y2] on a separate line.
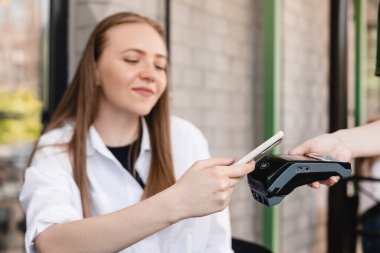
[232, 238, 272, 253]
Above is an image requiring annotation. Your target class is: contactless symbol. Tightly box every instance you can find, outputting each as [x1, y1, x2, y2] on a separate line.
[260, 162, 269, 169]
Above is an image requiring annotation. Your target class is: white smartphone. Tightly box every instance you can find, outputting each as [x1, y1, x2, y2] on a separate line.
[235, 130, 284, 164]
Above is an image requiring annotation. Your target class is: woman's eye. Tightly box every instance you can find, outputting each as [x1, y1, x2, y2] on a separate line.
[124, 59, 139, 64]
[155, 65, 166, 71]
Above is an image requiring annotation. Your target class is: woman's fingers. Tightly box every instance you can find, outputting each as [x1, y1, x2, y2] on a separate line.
[309, 176, 340, 189]
[218, 161, 255, 178]
[193, 157, 235, 170]
[321, 176, 340, 186]
[213, 177, 241, 192]
[211, 161, 255, 192]
[289, 143, 312, 156]
[309, 181, 320, 189]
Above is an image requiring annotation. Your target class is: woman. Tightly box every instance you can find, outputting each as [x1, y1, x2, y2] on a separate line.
[20, 12, 254, 253]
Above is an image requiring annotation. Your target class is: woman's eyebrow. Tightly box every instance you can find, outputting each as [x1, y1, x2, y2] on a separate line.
[120, 48, 167, 59]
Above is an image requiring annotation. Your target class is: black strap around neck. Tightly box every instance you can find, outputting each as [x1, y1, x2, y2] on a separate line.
[107, 145, 145, 189]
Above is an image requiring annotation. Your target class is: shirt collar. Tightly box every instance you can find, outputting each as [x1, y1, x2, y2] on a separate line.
[87, 117, 151, 157]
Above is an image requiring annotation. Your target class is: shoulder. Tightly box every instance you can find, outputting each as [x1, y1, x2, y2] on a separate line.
[38, 122, 74, 147]
[170, 117, 211, 177]
[170, 116, 205, 141]
[170, 116, 210, 170]
[32, 122, 74, 163]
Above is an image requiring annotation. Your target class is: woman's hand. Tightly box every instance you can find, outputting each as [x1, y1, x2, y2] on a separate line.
[166, 157, 255, 222]
[289, 133, 352, 189]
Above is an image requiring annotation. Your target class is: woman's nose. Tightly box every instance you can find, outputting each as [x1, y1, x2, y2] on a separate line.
[139, 63, 156, 82]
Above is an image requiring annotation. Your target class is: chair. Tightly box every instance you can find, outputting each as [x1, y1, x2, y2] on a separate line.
[232, 238, 272, 253]
[346, 176, 380, 253]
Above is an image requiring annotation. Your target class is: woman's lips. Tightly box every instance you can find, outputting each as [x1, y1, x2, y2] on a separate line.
[132, 87, 155, 97]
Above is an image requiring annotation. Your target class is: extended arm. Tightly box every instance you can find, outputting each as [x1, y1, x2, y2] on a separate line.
[335, 120, 380, 158]
[34, 158, 254, 253]
[36, 185, 179, 253]
[290, 120, 380, 161]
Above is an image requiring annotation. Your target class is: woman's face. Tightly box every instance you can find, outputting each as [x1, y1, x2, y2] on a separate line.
[96, 23, 168, 116]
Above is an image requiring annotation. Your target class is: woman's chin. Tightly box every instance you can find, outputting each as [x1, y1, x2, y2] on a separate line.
[133, 107, 154, 117]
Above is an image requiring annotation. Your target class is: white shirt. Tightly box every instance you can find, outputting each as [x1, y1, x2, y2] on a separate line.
[20, 116, 233, 253]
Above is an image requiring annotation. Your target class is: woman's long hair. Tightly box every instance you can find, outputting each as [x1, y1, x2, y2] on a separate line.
[31, 12, 176, 217]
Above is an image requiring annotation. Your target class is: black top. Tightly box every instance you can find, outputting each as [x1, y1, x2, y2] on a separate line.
[107, 144, 145, 189]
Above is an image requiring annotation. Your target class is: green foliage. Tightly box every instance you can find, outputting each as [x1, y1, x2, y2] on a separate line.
[0, 88, 42, 144]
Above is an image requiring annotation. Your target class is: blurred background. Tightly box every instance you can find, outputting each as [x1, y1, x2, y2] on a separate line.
[0, 0, 379, 253]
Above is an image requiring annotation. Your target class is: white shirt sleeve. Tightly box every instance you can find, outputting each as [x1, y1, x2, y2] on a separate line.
[19, 145, 83, 253]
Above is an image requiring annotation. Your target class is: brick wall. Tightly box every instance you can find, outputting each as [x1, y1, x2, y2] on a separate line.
[169, 0, 263, 243]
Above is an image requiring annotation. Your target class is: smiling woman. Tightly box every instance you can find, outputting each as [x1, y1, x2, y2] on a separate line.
[19, 12, 255, 253]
